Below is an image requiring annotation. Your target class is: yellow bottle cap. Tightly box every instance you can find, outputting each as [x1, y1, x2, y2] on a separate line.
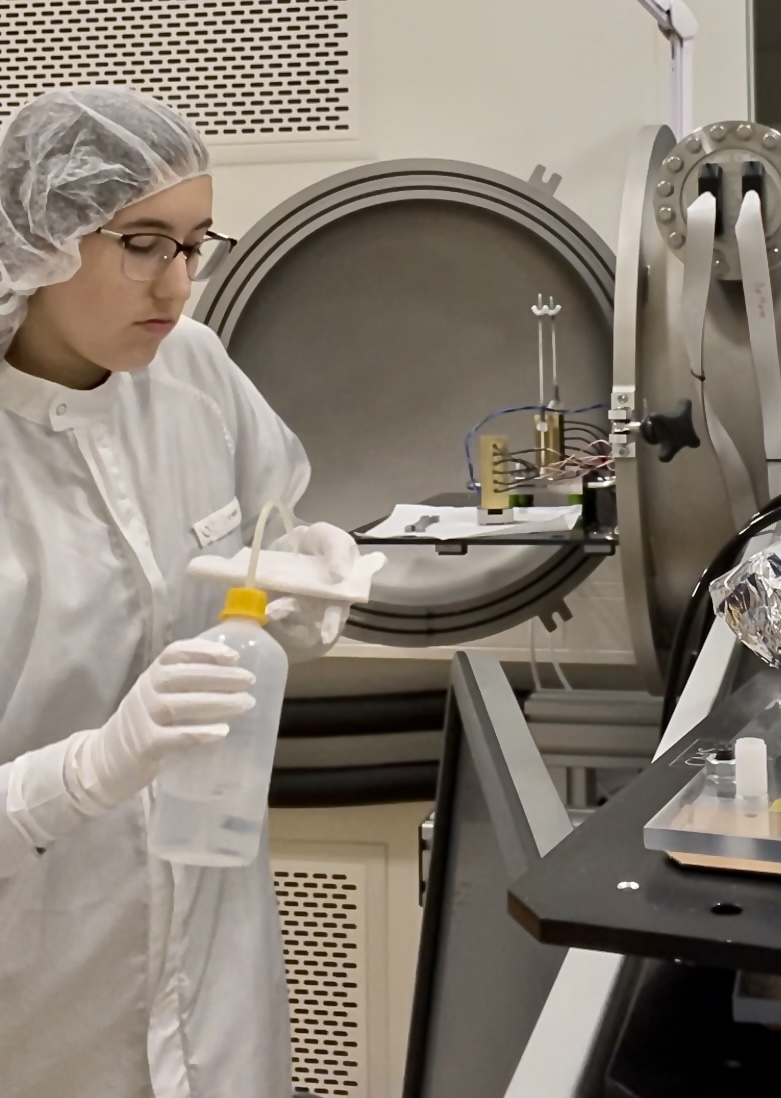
[220, 586, 268, 624]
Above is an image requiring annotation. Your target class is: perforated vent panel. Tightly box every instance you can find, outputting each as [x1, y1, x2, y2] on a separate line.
[275, 863, 367, 1096]
[0, 0, 357, 143]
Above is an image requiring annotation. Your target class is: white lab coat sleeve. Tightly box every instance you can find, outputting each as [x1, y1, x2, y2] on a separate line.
[221, 355, 312, 546]
[0, 738, 86, 878]
[0, 764, 34, 878]
[221, 352, 342, 662]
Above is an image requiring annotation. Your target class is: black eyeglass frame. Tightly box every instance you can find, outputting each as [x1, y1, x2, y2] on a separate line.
[95, 227, 238, 282]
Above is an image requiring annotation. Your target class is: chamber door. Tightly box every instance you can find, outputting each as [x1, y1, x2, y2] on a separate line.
[195, 160, 615, 645]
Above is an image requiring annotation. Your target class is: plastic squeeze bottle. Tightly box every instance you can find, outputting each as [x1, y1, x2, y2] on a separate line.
[147, 584, 289, 867]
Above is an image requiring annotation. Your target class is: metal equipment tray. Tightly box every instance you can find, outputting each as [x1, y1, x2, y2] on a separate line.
[509, 669, 781, 974]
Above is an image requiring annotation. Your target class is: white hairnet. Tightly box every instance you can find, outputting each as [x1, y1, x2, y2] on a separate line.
[0, 85, 211, 354]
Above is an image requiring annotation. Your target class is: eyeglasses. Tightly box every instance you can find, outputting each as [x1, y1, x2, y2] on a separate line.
[96, 228, 238, 283]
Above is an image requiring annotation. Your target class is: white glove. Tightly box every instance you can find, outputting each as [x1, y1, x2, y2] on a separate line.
[269, 522, 360, 646]
[272, 522, 359, 580]
[64, 638, 256, 815]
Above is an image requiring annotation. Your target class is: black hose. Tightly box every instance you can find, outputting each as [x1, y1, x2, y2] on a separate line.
[661, 496, 781, 732]
[269, 762, 439, 808]
[279, 690, 447, 738]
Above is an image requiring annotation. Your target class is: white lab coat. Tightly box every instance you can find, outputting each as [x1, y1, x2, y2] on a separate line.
[0, 316, 314, 1097]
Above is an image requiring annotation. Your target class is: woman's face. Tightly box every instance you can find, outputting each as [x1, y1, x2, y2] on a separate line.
[19, 175, 214, 376]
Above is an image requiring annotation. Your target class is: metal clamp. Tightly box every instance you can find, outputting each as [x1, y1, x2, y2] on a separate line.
[610, 389, 700, 463]
[418, 811, 435, 906]
[405, 515, 440, 534]
[608, 386, 637, 459]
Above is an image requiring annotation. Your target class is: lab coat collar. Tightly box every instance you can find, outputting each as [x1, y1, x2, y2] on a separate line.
[0, 360, 122, 430]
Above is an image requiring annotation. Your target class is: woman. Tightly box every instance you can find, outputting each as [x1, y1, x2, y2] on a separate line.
[0, 86, 357, 1097]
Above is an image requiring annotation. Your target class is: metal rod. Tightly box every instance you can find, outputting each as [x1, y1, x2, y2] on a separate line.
[548, 295, 561, 407]
[533, 292, 546, 405]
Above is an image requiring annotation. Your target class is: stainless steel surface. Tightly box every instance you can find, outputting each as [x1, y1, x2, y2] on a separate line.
[614, 123, 771, 689]
[194, 159, 614, 646]
[613, 125, 676, 690]
[608, 384, 638, 460]
[653, 120, 781, 279]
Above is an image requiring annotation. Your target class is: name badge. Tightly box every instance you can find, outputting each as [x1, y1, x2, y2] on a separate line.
[193, 498, 243, 549]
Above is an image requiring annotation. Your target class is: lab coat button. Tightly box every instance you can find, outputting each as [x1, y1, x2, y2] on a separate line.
[55, 403, 67, 417]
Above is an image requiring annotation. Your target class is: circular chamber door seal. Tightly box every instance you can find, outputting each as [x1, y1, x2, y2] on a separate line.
[195, 160, 615, 646]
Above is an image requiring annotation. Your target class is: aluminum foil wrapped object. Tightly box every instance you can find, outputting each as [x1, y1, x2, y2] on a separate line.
[711, 541, 781, 667]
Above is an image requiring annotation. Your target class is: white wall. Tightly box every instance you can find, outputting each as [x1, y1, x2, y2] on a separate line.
[210, 0, 749, 246]
[206, 0, 750, 671]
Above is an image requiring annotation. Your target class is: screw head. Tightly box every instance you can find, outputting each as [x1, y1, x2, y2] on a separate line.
[658, 206, 675, 223]
[618, 393, 628, 404]
[665, 155, 683, 173]
[709, 124, 727, 142]
[763, 132, 779, 150]
[737, 123, 753, 140]
[657, 180, 674, 198]
[668, 231, 685, 250]
[687, 136, 702, 153]
[618, 445, 630, 457]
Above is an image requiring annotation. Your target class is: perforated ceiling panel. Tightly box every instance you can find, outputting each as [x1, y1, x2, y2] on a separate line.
[0, 0, 357, 142]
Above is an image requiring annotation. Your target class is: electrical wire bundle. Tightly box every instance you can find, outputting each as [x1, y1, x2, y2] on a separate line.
[491, 448, 546, 491]
[544, 438, 613, 482]
[464, 403, 609, 491]
[564, 418, 608, 450]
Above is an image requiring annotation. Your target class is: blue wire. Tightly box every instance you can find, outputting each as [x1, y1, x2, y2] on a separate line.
[465, 403, 609, 491]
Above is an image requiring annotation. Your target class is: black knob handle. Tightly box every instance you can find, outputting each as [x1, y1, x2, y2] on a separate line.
[639, 399, 700, 463]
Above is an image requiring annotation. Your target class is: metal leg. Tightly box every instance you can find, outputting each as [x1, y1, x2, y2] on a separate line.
[566, 766, 597, 809]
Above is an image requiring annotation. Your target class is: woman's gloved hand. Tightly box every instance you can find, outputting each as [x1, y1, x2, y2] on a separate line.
[272, 522, 359, 580]
[268, 522, 360, 647]
[64, 638, 256, 815]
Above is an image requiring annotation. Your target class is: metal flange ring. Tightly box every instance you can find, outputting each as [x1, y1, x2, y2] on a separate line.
[653, 120, 781, 280]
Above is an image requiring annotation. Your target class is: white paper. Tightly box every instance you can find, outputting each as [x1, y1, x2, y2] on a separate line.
[188, 546, 387, 603]
[361, 504, 581, 541]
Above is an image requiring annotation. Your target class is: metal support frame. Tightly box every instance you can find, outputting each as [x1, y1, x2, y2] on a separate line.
[635, 0, 698, 138]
